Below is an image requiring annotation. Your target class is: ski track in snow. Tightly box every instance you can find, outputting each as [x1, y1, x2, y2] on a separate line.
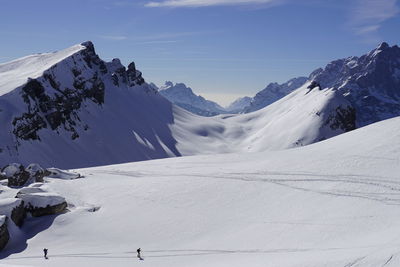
[2, 117, 400, 267]
[93, 169, 400, 205]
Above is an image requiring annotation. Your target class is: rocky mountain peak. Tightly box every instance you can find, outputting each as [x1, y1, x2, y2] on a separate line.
[309, 42, 400, 126]
[158, 81, 225, 116]
[376, 42, 389, 51]
[81, 41, 95, 53]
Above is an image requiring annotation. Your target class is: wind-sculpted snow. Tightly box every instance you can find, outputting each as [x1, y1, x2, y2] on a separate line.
[1, 117, 400, 266]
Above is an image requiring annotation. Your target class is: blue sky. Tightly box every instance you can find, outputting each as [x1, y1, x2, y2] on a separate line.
[1, 0, 399, 105]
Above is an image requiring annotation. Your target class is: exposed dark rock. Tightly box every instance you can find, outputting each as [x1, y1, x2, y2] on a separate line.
[27, 202, 68, 217]
[26, 164, 50, 183]
[10, 200, 26, 227]
[325, 106, 356, 132]
[2, 163, 30, 187]
[307, 81, 321, 90]
[0, 198, 26, 227]
[12, 112, 47, 140]
[43, 73, 60, 90]
[127, 62, 145, 86]
[16, 186, 68, 217]
[5, 41, 147, 148]
[0, 216, 9, 251]
[71, 68, 81, 77]
[111, 73, 119, 86]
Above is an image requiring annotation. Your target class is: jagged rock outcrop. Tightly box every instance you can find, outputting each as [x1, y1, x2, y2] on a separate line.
[16, 187, 67, 217]
[1, 163, 50, 186]
[10, 200, 26, 227]
[309, 42, 400, 127]
[26, 164, 50, 183]
[1, 163, 30, 187]
[6, 41, 148, 143]
[28, 201, 68, 217]
[0, 198, 26, 227]
[0, 41, 184, 169]
[0, 216, 9, 251]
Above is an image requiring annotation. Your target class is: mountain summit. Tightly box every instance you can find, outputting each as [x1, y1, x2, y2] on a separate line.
[309, 42, 400, 126]
[158, 81, 226, 116]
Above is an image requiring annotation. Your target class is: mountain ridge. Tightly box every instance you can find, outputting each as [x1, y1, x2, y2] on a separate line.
[158, 81, 226, 116]
[0, 41, 398, 169]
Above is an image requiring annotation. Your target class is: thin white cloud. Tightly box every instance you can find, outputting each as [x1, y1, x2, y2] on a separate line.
[98, 35, 128, 41]
[145, 0, 279, 8]
[137, 40, 180, 44]
[350, 0, 399, 40]
[355, 25, 380, 35]
[133, 31, 204, 40]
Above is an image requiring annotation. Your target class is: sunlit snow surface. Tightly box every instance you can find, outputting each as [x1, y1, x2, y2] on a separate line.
[0, 45, 84, 96]
[1, 117, 400, 266]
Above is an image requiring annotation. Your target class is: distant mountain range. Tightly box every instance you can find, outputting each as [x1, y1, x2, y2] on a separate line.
[225, 96, 252, 113]
[155, 77, 308, 115]
[157, 81, 226, 117]
[0, 41, 399, 168]
[243, 77, 308, 113]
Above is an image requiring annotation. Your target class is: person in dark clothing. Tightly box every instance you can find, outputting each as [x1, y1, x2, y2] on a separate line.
[137, 248, 142, 260]
[43, 248, 48, 259]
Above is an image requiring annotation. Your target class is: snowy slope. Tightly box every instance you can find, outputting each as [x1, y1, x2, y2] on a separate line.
[1, 116, 400, 267]
[158, 81, 226, 116]
[0, 42, 181, 168]
[0, 45, 85, 96]
[244, 77, 307, 113]
[0, 42, 354, 169]
[171, 83, 354, 154]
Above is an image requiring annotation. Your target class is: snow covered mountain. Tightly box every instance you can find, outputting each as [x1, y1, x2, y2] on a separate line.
[225, 96, 252, 113]
[0, 41, 397, 169]
[2, 116, 400, 267]
[0, 41, 182, 168]
[158, 81, 226, 116]
[310, 42, 400, 127]
[244, 77, 308, 113]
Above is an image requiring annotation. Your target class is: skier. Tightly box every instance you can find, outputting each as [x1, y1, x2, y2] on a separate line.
[137, 248, 142, 260]
[43, 248, 48, 259]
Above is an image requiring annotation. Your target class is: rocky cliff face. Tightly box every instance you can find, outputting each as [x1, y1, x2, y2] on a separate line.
[310, 42, 400, 127]
[11, 41, 145, 142]
[0, 41, 180, 168]
[0, 216, 9, 251]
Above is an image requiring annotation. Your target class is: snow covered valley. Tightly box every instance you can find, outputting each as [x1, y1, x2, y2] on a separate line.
[1, 116, 400, 266]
